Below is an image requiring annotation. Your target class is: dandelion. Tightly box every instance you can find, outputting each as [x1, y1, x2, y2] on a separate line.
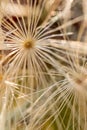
[58, 48, 87, 130]
[29, 43, 87, 130]
[0, 0, 86, 130]
[0, 0, 75, 95]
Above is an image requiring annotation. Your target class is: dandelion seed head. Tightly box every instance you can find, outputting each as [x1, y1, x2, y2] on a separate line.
[0, 0, 86, 130]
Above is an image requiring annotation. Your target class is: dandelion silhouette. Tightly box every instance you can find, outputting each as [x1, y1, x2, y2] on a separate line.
[0, 0, 86, 130]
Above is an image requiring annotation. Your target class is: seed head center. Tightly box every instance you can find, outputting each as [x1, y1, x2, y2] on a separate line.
[24, 40, 34, 49]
